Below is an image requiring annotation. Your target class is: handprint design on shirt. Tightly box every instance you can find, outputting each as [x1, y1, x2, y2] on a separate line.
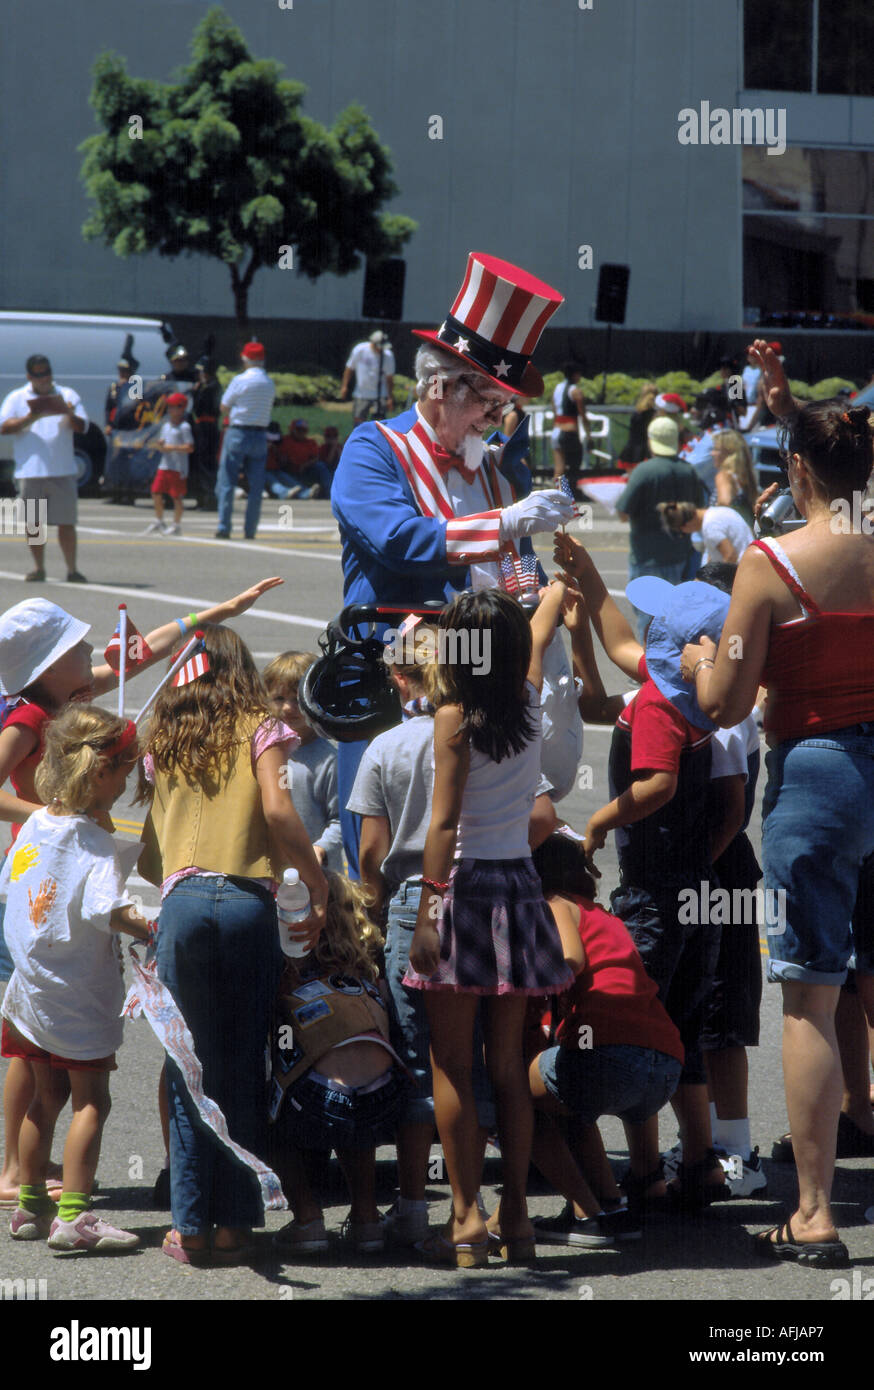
[27, 878, 58, 929]
[10, 843, 39, 881]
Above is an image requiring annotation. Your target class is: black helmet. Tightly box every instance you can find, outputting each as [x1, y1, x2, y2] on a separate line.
[297, 604, 403, 743]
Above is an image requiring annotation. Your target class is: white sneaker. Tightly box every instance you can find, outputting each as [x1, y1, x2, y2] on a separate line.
[716, 1146, 768, 1198]
[162, 523, 180, 536]
[234, 487, 247, 499]
[383, 1200, 429, 1247]
[144, 519, 164, 535]
[48, 1210, 139, 1253]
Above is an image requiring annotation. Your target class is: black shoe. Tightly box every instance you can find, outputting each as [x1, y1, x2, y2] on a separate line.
[152, 1167, 171, 1208]
[214, 530, 230, 539]
[66, 571, 88, 584]
[244, 533, 256, 540]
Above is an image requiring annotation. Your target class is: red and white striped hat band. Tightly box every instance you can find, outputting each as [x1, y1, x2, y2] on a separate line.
[413, 252, 564, 397]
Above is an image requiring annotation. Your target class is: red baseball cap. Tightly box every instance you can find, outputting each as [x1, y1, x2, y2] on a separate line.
[165, 392, 188, 407]
[241, 341, 265, 360]
[768, 341, 782, 354]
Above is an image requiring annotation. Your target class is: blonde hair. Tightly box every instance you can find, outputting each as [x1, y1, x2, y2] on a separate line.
[381, 623, 438, 686]
[262, 651, 314, 699]
[713, 429, 757, 502]
[634, 381, 658, 413]
[303, 871, 384, 981]
[35, 704, 137, 813]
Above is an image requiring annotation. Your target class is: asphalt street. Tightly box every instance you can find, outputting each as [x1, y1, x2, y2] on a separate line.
[1, 492, 872, 1312]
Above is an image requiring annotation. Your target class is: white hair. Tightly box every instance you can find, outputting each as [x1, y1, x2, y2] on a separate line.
[414, 344, 471, 401]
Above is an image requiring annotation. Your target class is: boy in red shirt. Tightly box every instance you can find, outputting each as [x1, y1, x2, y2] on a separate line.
[556, 533, 731, 1208]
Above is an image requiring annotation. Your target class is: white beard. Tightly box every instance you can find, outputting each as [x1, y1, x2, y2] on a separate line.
[461, 431, 485, 473]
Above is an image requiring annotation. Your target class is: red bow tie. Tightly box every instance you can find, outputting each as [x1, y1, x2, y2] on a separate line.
[432, 444, 481, 484]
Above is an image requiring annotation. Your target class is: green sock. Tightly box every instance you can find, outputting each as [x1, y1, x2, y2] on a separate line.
[19, 1183, 55, 1215]
[57, 1191, 90, 1225]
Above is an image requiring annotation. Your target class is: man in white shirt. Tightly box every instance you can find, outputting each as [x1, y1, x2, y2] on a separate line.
[340, 331, 395, 424]
[0, 355, 89, 583]
[215, 341, 276, 539]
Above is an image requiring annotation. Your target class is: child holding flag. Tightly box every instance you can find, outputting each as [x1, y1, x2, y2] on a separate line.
[0, 576, 285, 1206]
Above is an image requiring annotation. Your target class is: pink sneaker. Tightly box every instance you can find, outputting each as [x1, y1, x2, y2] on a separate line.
[10, 1205, 55, 1240]
[48, 1210, 139, 1253]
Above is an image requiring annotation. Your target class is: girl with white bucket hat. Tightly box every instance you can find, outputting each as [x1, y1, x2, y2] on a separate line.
[0, 576, 285, 1208]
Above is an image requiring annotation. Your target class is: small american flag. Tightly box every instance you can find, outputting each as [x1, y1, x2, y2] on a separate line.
[172, 646, 210, 688]
[517, 552, 540, 594]
[500, 552, 520, 594]
[104, 608, 153, 676]
[557, 475, 575, 504]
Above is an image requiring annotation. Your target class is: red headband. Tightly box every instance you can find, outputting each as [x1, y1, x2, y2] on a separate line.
[102, 720, 137, 759]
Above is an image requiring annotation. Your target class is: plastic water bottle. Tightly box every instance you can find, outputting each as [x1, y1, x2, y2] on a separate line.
[276, 869, 312, 959]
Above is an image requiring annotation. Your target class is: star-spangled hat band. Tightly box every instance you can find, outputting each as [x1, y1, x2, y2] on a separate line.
[413, 251, 564, 398]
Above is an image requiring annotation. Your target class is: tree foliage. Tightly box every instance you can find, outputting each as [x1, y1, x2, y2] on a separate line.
[79, 7, 416, 326]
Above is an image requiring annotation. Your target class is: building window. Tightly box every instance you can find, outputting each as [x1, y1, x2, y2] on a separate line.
[744, 0, 874, 96]
[743, 147, 874, 325]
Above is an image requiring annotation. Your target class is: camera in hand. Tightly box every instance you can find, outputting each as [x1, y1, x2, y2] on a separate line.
[755, 488, 806, 537]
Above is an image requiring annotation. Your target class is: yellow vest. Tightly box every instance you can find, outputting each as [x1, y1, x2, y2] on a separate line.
[139, 715, 281, 885]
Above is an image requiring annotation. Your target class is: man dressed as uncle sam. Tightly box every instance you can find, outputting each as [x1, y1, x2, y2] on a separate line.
[331, 252, 583, 873]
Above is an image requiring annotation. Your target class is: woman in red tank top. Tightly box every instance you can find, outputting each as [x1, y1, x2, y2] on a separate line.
[679, 341, 874, 1267]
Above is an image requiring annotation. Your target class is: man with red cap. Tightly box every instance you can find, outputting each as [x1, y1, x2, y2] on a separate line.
[215, 341, 276, 540]
[331, 252, 577, 871]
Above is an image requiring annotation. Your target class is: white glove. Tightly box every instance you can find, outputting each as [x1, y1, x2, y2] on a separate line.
[499, 489, 575, 541]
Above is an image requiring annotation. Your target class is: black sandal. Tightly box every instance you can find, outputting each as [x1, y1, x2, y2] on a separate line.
[667, 1149, 732, 1210]
[752, 1219, 849, 1268]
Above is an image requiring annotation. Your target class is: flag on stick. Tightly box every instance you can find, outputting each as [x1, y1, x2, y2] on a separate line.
[173, 647, 211, 687]
[134, 632, 206, 725]
[104, 606, 153, 677]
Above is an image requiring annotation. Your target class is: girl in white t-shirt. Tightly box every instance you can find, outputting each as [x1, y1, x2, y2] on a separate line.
[1, 705, 152, 1253]
[405, 585, 574, 1266]
[657, 500, 754, 566]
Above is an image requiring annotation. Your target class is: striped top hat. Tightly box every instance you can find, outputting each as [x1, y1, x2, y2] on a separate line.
[413, 252, 564, 397]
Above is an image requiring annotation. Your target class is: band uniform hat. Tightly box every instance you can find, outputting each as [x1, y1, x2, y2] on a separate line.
[647, 416, 680, 457]
[642, 581, 730, 730]
[412, 251, 564, 397]
[168, 345, 189, 361]
[0, 599, 91, 697]
[242, 341, 266, 361]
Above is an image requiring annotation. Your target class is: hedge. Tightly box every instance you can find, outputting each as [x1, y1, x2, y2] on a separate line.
[215, 366, 858, 409]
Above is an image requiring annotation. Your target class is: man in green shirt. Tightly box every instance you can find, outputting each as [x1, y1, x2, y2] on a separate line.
[616, 417, 707, 637]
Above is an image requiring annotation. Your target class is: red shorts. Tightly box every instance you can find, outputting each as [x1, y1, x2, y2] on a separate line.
[1, 1019, 116, 1072]
[150, 469, 187, 499]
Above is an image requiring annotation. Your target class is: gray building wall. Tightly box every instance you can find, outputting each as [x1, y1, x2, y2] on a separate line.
[1, 0, 871, 338]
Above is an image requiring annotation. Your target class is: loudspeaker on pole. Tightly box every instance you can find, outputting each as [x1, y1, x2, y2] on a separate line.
[595, 264, 630, 325]
[362, 258, 407, 322]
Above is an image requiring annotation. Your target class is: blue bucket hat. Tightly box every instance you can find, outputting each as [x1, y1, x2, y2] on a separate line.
[626, 578, 730, 730]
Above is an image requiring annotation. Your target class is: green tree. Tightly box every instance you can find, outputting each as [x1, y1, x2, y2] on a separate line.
[80, 7, 416, 331]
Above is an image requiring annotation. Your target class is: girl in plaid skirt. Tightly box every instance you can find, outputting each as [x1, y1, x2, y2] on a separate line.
[406, 584, 575, 1266]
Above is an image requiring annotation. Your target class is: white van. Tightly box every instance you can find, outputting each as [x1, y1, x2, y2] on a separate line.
[0, 312, 173, 494]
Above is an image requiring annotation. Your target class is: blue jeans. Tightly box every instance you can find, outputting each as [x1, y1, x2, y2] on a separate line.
[763, 723, 874, 985]
[538, 1043, 682, 1124]
[217, 427, 268, 535]
[265, 469, 298, 498]
[384, 880, 496, 1130]
[627, 558, 688, 640]
[0, 902, 12, 982]
[156, 876, 283, 1234]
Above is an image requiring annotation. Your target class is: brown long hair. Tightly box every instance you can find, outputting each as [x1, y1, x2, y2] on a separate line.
[141, 625, 272, 785]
